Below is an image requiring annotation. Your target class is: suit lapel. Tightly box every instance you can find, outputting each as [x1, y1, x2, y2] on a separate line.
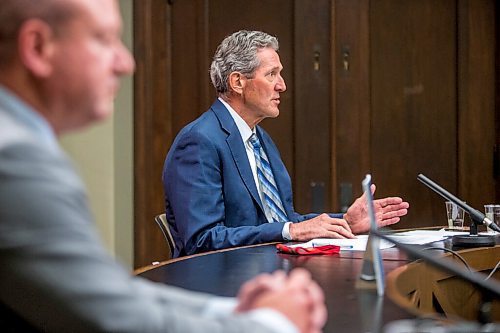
[211, 100, 265, 212]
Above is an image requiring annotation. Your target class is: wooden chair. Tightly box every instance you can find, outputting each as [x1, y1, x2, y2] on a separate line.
[154, 214, 175, 255]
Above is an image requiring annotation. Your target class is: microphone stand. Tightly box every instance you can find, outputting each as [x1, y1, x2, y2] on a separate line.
[417, 174, 498, 247]
[372, 228, 500, 324]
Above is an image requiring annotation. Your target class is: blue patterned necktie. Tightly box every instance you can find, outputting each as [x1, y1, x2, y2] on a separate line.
[249, 134, 288, 223]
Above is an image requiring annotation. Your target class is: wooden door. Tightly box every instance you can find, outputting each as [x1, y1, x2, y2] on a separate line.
[133, 0, 498, 267]
[368, 0, 496, 228]
[134, 0, 333, 267]
[370, 0, 458, 228]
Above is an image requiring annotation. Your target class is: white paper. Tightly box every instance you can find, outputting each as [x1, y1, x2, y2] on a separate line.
[288, 228, 474, 250]
[386, 229, 468, 245]
[289, 235, 394, 251]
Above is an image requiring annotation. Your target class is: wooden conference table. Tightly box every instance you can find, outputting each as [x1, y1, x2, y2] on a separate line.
[139, 240, 415, 332]
[138, 236, 499, 333]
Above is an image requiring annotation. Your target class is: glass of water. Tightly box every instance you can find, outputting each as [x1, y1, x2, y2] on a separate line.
[485, 204, 500, 233]
[445, 201, 465, 230]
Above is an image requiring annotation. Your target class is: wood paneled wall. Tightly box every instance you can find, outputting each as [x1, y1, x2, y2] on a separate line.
[371, 0, 458, 227]
[133, 0, 498, 268]
[133, 0, 171, 265]
[457, 0, 497, 209]
[332, 0, 371, 211]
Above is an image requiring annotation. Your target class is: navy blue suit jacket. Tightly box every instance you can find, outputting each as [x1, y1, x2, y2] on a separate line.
[163, 100, 342, 257]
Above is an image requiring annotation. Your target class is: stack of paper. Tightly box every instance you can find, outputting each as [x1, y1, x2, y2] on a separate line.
[387, 229, 468, 245]
[289, 235, 394, 251]
[289, 229, 469, 251]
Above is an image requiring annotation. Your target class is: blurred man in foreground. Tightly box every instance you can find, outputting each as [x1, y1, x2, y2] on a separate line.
[0, 1, 326, 332]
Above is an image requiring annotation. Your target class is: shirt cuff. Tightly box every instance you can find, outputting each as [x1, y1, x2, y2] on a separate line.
[281, 222, 293, 240]
[203, 297, 299, 333]
[245, 308, 299, 333]
[203, 297, 238, 318]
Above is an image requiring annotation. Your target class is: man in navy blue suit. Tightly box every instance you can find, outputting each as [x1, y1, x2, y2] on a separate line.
[163, 30, 409, 257]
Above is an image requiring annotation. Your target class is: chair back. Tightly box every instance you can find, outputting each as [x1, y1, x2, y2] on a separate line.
[154, 214, 175, 255]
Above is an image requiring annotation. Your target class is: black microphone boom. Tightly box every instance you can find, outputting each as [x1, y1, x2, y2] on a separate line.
[372, 228, 500, 297]
[417, 174, 500, 233]
[371, 228, 500, 324]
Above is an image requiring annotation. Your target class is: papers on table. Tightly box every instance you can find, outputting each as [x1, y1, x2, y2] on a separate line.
[289, 228, 478, 251]
[388, 229, 499, 244]
[387, 229, 468, 245]
[289, 235, 394, 251]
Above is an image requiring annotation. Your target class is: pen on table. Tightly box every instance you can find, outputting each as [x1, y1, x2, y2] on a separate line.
[311, 242, 353, 249]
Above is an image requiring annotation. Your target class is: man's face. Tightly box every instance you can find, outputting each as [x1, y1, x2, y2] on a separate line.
[241, 47, 286, 123]
[48, 0, 135, 131]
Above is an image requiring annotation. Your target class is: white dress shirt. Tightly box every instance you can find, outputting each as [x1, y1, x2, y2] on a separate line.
[219, 98, 292, 240]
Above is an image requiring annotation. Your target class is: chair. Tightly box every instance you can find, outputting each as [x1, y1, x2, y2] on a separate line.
[154, 214, 175, 255]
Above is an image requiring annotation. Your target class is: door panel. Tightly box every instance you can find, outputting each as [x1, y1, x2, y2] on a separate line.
[333, 0, 371, 212]
[457, 0, 496, 212]
[294, 0, 332, 213]
[370, 0, 457, 228]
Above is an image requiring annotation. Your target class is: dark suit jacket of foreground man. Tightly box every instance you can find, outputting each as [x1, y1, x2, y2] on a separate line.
[163, 99, 343, 257]
[0, 88, 294, 333]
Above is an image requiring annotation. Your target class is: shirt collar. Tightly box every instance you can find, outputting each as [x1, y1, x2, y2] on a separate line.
[218, 97, 255, 142]
[0, 85, 58, 149]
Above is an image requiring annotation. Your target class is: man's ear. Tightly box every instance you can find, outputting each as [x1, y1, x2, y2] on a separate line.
[228, 72, 246, 95]
[17, 19, 56, 77]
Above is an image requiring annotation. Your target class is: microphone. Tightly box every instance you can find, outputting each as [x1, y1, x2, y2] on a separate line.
[417, 174, 500, 233]
[417, 174, 499, 247]
[371, 228, 500, 324]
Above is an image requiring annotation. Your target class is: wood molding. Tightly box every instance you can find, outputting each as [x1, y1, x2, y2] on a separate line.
[134, 242, 280, 275]
[386, 246, 500, 321]
[133, 0, 172, 268]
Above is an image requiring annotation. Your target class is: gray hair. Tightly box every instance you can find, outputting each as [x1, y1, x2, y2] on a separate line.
[0, 0, 78, 65]
[210, 30, 279, 94]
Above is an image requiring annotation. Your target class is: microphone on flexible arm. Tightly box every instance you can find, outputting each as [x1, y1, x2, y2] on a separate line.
[417, 174, 499, 247]
[371, 228, 500, 325]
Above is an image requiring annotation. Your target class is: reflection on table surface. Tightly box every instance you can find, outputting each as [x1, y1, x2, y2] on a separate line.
[139, 243, 414, 333]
